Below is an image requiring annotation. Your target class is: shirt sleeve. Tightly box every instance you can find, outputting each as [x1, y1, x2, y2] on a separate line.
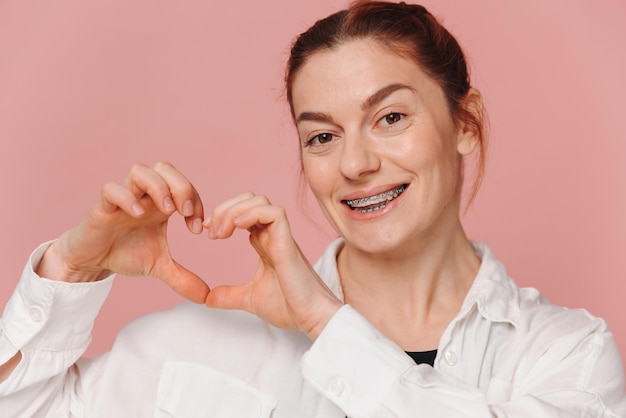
[0, 241, 114, 416]
[301, 305, 625, 418]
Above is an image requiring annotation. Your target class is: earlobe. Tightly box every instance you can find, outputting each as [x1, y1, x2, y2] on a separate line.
[457, 129, 479, 155]
[456, 88, 483, 156]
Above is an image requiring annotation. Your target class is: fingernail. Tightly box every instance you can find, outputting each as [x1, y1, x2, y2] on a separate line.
[132, 203, 145, 216]
[164, 196, 175, 212]
[192, 218, 202, 234]
[183, 200, 194, 217]
[202, 216, 211, 228]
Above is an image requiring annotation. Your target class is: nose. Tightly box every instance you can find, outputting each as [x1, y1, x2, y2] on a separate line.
[338, 133, 381, 180]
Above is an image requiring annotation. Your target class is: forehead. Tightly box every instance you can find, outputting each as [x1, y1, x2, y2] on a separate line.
[291, 39, 440, 114]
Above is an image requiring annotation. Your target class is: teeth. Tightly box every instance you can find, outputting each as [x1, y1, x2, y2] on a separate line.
[345, 185, 406, 210]
[361, 203, 385, 213]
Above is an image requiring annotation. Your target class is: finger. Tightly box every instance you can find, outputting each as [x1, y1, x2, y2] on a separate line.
[124, 163, 178, 215]
[100, 181, 146, 217]
[232, 204, 291, 235]
[236, 205, 298, 263]
[152, 162, 204, 234]
[218, 195, 277, 239]
[183, 192, 204, 235]
[158, 258, 211, 304]
[204, 283, 252, 311]
[204, 192, 260, 238]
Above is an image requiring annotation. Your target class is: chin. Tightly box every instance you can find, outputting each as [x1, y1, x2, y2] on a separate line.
[343, 227, 411, 256]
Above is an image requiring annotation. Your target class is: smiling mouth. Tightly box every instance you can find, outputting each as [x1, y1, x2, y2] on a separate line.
[343, 184, 408, 213]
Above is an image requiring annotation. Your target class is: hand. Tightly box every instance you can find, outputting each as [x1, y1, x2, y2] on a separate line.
[203, 193, 343, 340]
[37, 162, 210, 303]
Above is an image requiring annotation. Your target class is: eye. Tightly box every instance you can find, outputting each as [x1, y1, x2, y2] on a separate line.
[380, 112, 404, 126]
[305, 132, 335, 146]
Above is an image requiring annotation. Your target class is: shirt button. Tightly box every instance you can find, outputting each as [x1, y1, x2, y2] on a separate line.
[329, 377, 348, 398]
[444, 350, 458, 366]
[29, 307, 44, 322]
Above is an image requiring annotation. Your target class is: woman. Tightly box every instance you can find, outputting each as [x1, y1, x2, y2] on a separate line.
[0, 1, 624, 416]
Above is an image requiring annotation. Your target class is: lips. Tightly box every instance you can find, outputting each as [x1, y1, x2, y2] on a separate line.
[342, 184, 407, 213]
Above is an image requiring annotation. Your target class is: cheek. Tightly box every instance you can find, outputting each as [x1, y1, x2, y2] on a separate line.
[302, 157, 334, 200]
[390, 129, 462, 191]
[387, 133, 441, 172]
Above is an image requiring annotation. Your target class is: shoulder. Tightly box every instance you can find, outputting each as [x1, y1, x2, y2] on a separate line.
[470, 242, 611, 341]
[83, 305, 313, 414]
[471, 244, 624, 403]
[517, 287, 606, 335]
[515, 288, 615, 366]
[118, 302, 311, 355]
[515, 291, 625, 412]
[99, 302, 311, 394]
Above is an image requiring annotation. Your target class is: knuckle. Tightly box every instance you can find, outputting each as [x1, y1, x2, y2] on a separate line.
[153, 161, 174, 172]
[175, 182, 194, 197]
[129, 162, 149, 175]
[101, 181, 119, 195]
[253, 194, 271, 205]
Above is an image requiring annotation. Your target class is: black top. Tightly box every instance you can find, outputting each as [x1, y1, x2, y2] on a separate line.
[405, 349, 437, 366]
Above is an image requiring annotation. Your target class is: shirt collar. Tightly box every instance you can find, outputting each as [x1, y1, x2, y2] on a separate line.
[463, 242, 520, 327]
[313, 238, 346, 302]
[313, 239, 520, 328]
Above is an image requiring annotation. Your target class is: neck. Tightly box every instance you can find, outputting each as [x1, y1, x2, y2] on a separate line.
[337, 223, 480, 351]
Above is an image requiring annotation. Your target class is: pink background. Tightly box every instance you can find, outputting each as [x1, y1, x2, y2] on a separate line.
[1, 0, 625, 368]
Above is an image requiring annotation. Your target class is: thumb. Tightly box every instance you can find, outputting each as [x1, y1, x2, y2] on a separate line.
[204, 284, 251, 311]
[158, 259, 210, 304]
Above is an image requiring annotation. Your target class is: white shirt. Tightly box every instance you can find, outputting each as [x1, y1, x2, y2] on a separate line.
[0, 239, 624, 417]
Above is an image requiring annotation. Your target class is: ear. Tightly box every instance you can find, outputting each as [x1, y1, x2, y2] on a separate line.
[456, 88, 483, 156]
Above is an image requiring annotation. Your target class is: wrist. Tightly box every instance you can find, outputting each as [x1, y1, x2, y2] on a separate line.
[36, 241, 109, 283]
[306, 298, 343, 341]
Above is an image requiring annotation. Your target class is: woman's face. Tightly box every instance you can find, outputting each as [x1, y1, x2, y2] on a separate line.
[292, 39, 477, 255]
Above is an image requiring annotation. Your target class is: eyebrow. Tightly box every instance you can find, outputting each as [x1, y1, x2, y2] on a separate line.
[296, 111, 335, 125]
[295, 83, 415, 125]
[361, 83, 416, 111]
